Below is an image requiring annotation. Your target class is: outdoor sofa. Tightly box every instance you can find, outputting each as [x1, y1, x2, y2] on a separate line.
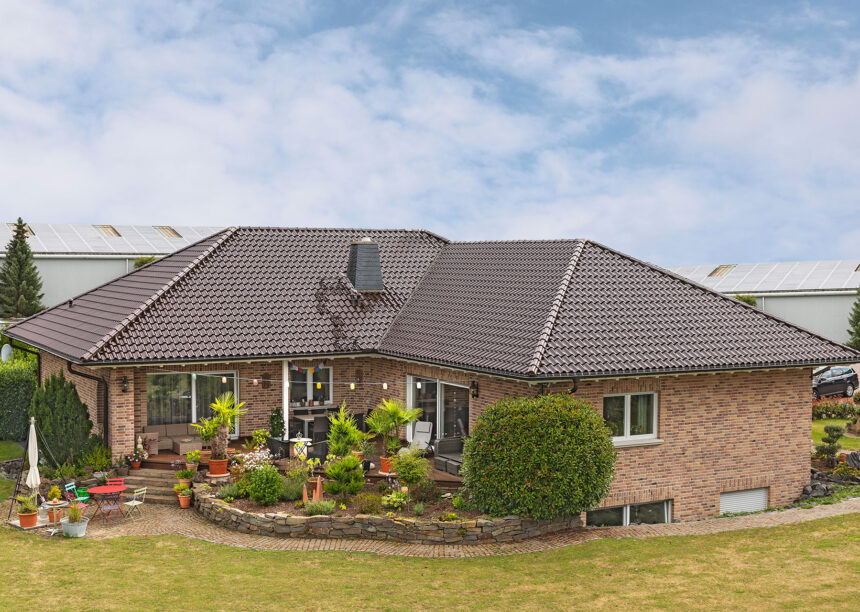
[143, 423, 204, 454]
[433, 437, 464, 475]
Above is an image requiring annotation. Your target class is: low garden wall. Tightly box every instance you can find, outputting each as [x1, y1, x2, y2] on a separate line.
[193, 490, 581, 544]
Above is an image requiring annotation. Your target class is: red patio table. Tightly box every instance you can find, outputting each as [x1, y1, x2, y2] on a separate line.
[86, 484, 128, 521]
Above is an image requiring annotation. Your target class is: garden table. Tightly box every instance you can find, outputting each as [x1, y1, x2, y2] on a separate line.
[86, 484, 128, 521]
[289, 437, 312, 459]
[41, 500, 68, 537]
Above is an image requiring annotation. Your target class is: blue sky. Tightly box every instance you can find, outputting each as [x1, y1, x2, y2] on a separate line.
[1, 1, 859, 266]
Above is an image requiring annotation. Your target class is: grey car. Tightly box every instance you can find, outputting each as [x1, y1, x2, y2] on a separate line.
[812, 366, 858, 400]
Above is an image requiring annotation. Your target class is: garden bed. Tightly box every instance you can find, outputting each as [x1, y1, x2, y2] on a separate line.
[194, 487, 580, 544]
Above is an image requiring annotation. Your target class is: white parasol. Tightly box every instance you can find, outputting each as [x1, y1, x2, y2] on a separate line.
[25, 417, 40, 490]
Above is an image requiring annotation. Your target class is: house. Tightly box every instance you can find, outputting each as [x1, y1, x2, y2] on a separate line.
[0, 222, 224, 307]
[670, 259, 860, 344]
[6, 227, 857, 522]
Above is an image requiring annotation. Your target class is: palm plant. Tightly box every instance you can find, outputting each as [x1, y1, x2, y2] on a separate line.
[366, 399, 421, 457]
[195, 392, 246, 461]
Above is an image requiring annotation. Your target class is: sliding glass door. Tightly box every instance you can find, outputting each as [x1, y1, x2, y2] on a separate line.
[408, 376, 469, 440]
[146, 371, 238, 436]
[441, 383, 469, 438]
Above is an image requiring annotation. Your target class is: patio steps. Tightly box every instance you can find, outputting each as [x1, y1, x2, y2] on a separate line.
[120, 468, 187, 505]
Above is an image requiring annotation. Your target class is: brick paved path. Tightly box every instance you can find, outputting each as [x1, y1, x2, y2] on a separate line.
[4, 497, 859, 558]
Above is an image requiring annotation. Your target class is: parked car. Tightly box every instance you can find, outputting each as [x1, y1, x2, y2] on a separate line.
[812, 366, 858, 400]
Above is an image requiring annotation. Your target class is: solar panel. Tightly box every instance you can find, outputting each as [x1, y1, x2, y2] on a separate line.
[670, 259, 860, 292]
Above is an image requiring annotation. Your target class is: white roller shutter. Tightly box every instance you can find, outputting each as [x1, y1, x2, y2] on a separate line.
[720, 488, 768, 514]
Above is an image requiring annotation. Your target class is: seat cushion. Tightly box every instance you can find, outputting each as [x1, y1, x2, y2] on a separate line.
[144, 424, 167, 437]
[164, 423, 190, 437]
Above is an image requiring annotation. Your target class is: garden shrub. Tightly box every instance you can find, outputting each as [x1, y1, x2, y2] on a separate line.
[408, 478, 439, 503]
[815, 424, 845, 465]
[413, 502, 425, 516]
[462, 394, 616, 520]
[218, 482, 240, 500]
[382, 489, 409, 510]
[355, 492, 382, 514]
[304, 499, 336, 516]
[247, 465, 282, 506]
[327, 403, 363, 457]
[391, 448, 430, 485]
[30, 372, 93, 465]
[279, 475, 304, 502]
[81, 442, 112, 471]
[269, 405, 285, 439]
[0, 358, 37, 441]
[324, 454, 365, 496]
[812, 401, 857, 420]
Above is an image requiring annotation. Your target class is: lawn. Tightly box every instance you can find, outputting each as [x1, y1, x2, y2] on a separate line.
[0, 440, 23, 461]
[0, 479, 13, 502]
[0, 514, 857, 610]
[812, 418, 860, 451]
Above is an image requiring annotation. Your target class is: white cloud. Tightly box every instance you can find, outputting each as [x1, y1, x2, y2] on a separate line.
[0, 1, 859, 266]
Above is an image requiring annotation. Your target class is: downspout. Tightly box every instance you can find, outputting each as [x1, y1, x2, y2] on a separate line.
[67, 361, 110, 447]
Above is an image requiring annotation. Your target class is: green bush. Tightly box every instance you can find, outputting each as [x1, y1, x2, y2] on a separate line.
[81, 443, 112, 471]
[815, 424, 845, 464]
[217, 483, 240, 500]
[413, 502, 425, 516]
[324, 454, 365, 496]
[354, 492, 382, 514]
[279, 475, 305, 502]
[304, 499, 336, 516]
[30, 372, 93, 465]
[247, 465, 282, 506]
[269, 405, 285, 439]
[382, 489, 409, 510]
[327, 403, 363, 457]
[408, 478, 439, 503]
[0, 359, 37, 440]
[391, 449, 430, 485]
[813, 401, 857, 419]
[462, 394, 616, 520]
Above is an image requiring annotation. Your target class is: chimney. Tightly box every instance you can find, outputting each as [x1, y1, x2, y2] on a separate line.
[347, 237, 384, 292]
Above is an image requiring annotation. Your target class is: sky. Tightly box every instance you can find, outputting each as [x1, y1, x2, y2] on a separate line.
[1, 1, 859, 267]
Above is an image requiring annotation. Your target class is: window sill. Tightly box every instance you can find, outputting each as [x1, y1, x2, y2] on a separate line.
[613, 438, 664, 449]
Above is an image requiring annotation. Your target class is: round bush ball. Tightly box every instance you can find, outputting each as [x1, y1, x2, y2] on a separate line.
[462, 394, 616, 520]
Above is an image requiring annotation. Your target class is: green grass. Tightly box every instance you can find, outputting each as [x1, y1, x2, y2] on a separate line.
[0, 440, 23, 462]
[0, 479, 13, 503]
[812, 418, 860, 451]
[0, 514, 858, 609]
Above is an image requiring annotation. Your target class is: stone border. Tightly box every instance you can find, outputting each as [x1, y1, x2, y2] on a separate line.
[193, 490, 580, 544]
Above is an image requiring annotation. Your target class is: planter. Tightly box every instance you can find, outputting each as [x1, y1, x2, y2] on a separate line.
[130, 461, 141, 470]
[115, 466, 129, 477]
[178, 495, 192, 509]
[208, 458, 228, 476]
[60, 517, 89, 538]
[17, 512, 38, 529]
[380, 456, 393, 473]
[178, 478, 192, 488]
[47, 507, 63, 523]
[352, 450, 365, 461]
[186, 463, 198, 472]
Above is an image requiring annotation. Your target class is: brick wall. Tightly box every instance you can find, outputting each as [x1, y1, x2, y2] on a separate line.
[47, 350, 812, 520]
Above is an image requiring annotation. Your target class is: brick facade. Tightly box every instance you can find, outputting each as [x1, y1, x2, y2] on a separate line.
[47, 351, 811, 522]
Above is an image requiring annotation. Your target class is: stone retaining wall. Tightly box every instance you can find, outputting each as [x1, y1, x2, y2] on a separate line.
[193, 491, 581, 544]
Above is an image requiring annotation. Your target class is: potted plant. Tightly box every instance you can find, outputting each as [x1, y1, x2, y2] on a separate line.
[60, 500, 89, 538]
[15, 492, 39, 529]
[193, 392, 245, 476]
[305, 457, 322, 485]
[176, 468, 195, 487]
[126, 448, 147, 470]
[114, 455, 129, 476]
[185, 449, 200, 471]
[46, 485, 64, 522]
[176, 485, 193, 508]
[366, 399, 420, 473]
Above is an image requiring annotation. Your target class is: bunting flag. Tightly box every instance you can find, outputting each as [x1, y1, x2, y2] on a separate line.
[288, 361, 326, 374]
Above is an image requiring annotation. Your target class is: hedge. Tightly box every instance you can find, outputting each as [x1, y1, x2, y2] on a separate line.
[462, 394, 616, 520]
[812, 401, 858, 420]
[0, 359, 38, 440]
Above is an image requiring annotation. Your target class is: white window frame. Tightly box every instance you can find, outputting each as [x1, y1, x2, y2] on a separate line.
[603, 392, 659, 444]
[588, 500, 672, 527]
[289, 367, 334, 407]
[405, 374, 469, 441]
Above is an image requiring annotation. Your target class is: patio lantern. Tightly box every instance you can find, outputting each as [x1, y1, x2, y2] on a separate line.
[350, 382, 355, 390]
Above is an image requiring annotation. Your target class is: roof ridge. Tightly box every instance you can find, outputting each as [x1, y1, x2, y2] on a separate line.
[526, 239, 587, 376]
[83, 227, 238, 361]
[587, 239, 860, 358]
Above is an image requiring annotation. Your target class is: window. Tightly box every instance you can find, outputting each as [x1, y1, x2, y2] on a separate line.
[707, 264, 735, 277]
[7, 222, 34, 236]
[94, 224, 121, 237]
[406, 375, 469, 440]
[146, 371, 237, 426]
[155, 225, 182, 238]
[587, 500, 672, 527]
[603, 393, 657, 442]
[289, 367, 333, 407]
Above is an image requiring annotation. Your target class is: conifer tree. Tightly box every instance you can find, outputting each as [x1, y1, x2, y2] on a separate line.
[846, 287, 860, 351]
[30, 372, 93, 465]
[0, 218, 44, 318]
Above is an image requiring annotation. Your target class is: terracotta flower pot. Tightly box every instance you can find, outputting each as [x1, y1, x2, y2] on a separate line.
[47, 507, 63, 523]
[18, 512, 38, 529]
[380, 456, 393, 473]
[352, 451, 364, 461]
[130, 461, 141, 470]
[178, 495, 192, 509]
[178, 478, 192, 488]
[209, 458, 228, 476]
[186, 463, 198, 472]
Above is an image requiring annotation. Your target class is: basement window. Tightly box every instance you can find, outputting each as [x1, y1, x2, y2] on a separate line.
[94, 224, 121, 237]
[587, 500, 672, 527]
[708, 264, 735, 277]
[155, 225, 182, 239]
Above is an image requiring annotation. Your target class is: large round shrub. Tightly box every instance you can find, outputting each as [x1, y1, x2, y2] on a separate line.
[462, 394, 616, 520]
